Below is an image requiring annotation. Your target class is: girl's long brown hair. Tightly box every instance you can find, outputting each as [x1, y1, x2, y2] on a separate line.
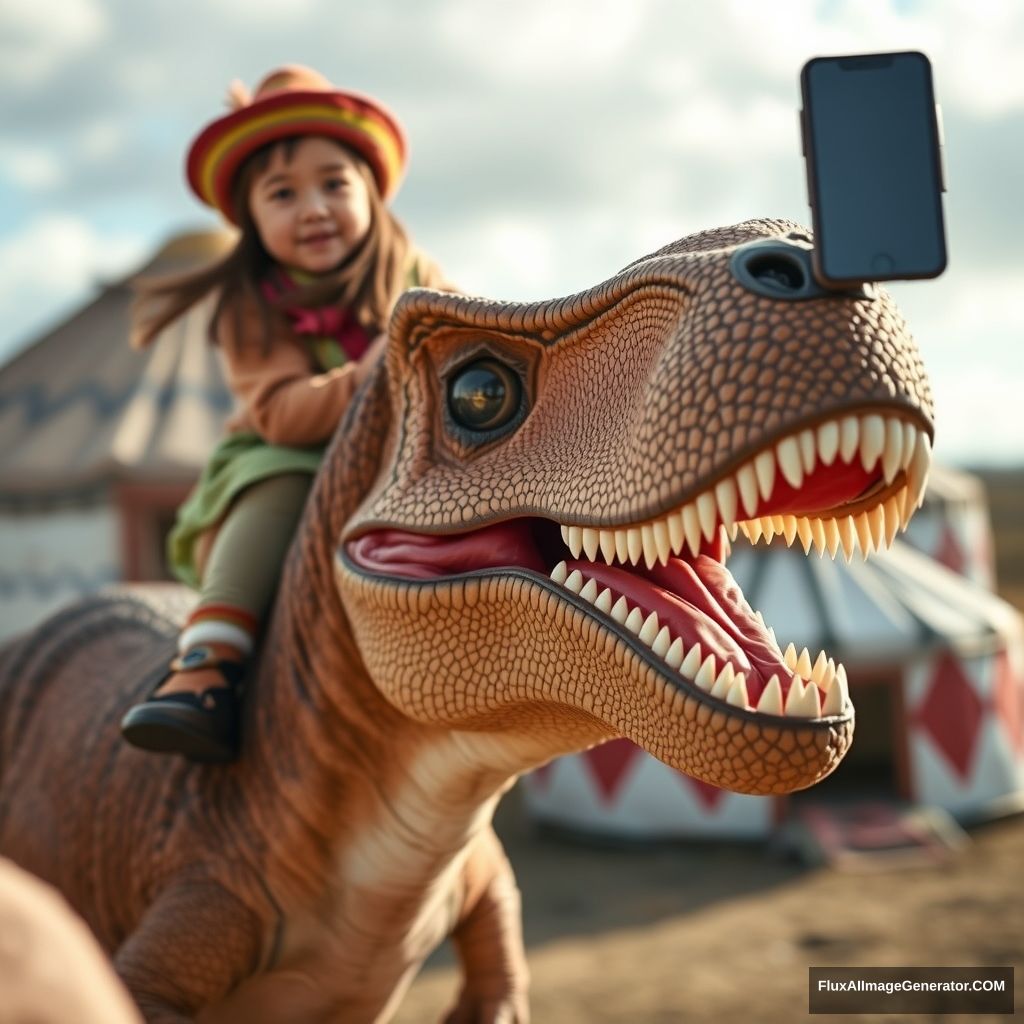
[131, 137, 411, 351]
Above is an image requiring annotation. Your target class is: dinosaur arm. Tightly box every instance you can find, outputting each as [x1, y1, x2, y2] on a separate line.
[443, 826, 530, 1024]
[114, 880, 264, 1023]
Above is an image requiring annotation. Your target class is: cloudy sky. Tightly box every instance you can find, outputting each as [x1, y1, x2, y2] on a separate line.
[1, 0, 1021, 465]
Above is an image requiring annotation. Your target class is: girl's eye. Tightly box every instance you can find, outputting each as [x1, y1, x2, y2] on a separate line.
[270, 187, 294, 201]
[325, 177, 348, 192]
[447, 359, 522, 432]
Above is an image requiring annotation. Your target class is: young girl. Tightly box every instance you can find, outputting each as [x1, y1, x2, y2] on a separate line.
[120, 65, 453, 763]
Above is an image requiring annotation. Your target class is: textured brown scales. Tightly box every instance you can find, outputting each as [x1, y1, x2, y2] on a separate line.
[0, 219, 932, 1023]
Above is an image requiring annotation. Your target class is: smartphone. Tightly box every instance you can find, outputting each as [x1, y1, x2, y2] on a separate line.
[800, 51, 947, 288]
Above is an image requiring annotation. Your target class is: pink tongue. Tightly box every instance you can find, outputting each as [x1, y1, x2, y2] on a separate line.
[346, 522, 548, 580]
[564, 555, 788, 693]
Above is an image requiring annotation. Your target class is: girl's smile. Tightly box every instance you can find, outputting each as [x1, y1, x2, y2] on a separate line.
[249, 136, 372, 275]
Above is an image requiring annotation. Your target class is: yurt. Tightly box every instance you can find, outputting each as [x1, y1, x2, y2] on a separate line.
[0, 231, 233, 641]
[523, 534, 1024, 840]
[901, 463, 997, 590]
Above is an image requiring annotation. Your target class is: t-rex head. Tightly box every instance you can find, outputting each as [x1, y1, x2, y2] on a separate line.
[335, 218, 933, 796]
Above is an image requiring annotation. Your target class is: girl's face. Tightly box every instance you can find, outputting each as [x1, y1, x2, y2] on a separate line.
[248, 136, 372, 276]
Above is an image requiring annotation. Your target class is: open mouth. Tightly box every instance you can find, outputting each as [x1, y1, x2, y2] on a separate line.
[346, 410, 931, 725]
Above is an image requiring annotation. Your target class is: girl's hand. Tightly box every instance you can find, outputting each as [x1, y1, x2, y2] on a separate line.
[353, 333, 388, 387]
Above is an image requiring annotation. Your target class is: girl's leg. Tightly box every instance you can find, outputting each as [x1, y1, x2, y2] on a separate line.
[154, 472, 313, 697]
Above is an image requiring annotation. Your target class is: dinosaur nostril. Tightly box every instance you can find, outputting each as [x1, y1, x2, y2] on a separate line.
[744, 253, 807, 294]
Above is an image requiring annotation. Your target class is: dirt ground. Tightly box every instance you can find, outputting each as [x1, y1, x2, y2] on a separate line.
[393, 785, 1023, 1024]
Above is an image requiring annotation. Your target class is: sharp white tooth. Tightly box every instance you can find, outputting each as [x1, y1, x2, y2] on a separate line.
[627, 527, 644, 566]
[868, 506, 886, 550]
[715, 478, 738, 528]
[836, 672, 849, 709]
[665, 637, 685, 669]
[741, 518, 763, 544]
[614, 527, 630, 563]
[565, 569, 584, 594]
[771, 516, 786, 537]
[754, 449, 776, 502]
[784, 676, 805, 715]
[904, 432, 932, 515]
[567, 526, 584, 559]
[696, 654, 718, 691]
[653, 519, 673, 565]
[728, 522, 739, 541]
[799, 683, 822, 718]
[796, 647, 813, 677]
[697, 491, 718, 540]
[782, 515, 799, 547]
[682, 503, 703, 557]
[668, 511, 685, 556]
[796, 517, 814, 554]
[757, 675, 784, 714]
[837, 516, 857, 562]
[641, 524, 659, 569]
[839, 415, 860, 463]
[811, 650, 828, 683]
[761, 517, 777, 543]
[560, 525, 570, 547]
[550, 561, 568, 584]
[883, 495, 902, 547]
[599, 529, 618, 565]
[581, 527, 600, 561]
[817, 420, 840, 466]
[777, 437, 804, 488]
[799, 428, 817, 475]
[639, 611, 660, 644]
[736, 463, 760, 517]
[854, 511, 874, 556]
[881, 418, 904, 483]
[680, 643, 703, 678]
[823, 519, 841, 559]
[652, 625, 672, 657]
[822, 681, 843, 716]
[726, 677, 750, 709]
[823, 657, 837, 689]
[625, 606, 645, 634]
[783, 643, 797, 669]
[712, 662, 736, 696]
[580, 577, 599, 602]
[836, 662, 848, 690]
[859, 414, 885, 472]
[767, 626, 778, 650]
[809, 518, 827, 557]
[595, 587, 614, 613]
[754, 609, 766, 628]
[610, 596, 630, 624]
[719, 526, 732, 560]
[900, 422, 918, 469]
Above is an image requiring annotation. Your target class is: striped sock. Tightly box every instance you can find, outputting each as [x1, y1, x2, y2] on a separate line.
[178, 603, 258, 656]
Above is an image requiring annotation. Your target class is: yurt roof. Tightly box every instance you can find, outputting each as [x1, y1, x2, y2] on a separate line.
[727, 538, 1021, 665]
[0, 230, 235, 499]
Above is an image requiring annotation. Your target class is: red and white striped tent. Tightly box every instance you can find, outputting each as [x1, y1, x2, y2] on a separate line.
[523, 532, 1024, 840]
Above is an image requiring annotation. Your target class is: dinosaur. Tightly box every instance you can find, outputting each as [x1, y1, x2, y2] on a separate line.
[0, 219, 933, 1023]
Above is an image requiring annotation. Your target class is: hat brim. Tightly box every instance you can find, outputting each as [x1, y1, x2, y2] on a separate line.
[186, 89, 407, 223]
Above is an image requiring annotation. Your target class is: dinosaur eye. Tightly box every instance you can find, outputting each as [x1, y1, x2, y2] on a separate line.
[447, 359, 522, 432]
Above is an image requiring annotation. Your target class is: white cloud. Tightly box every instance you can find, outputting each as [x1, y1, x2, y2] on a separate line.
[0, 0, 107, 85]
[0, 143, 63, 190]
[0, 215, 146, 357]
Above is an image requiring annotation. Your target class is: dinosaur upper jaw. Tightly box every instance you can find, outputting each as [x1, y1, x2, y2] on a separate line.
[346, 408, 930, 717]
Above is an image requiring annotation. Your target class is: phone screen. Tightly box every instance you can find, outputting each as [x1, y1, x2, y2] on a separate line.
[802, 51, 946, 284]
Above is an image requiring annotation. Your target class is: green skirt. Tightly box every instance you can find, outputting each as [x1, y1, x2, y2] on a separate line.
[168, 432, 323, 589]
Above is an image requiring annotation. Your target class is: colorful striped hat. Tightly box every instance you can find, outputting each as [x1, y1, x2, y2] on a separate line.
[186, 65, 407, 224]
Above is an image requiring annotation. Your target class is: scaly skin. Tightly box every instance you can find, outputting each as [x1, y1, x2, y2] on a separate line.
[0, 219, 932, 1022]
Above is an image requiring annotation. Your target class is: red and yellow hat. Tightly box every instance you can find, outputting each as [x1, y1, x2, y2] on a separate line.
[186, 65, 407, 224]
